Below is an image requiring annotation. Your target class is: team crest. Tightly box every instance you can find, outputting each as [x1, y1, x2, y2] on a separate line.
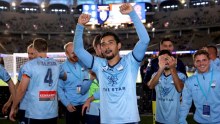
[107, 75, 118, 86]
[160, 87, 171, 97]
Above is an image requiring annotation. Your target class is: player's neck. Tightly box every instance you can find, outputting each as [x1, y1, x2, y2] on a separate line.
[107, 54, 120, 66]
[38, 53, 47, 58]
[164, 70, 171, 76]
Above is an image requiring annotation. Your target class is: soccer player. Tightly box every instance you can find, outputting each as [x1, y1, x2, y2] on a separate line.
[143, 38, 187, 123]
[148, 50, 186, 123]
[144, 38, 187, 86]
[179, 50, 220, 124]
[9, 38, 66, 124]
[74, 3, 150, 123]
[58, 42, 91, 124]
[2, 43, 38, 124]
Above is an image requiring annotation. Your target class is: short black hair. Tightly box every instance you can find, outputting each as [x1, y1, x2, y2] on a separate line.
[86, 47, 96, 55]
[160, 38, 173, 45]
[101, 32, 120, 44]
[159, 50, 172, 57]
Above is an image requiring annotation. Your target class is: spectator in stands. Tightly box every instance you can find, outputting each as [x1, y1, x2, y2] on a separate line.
[74, 3, 150, 123]
[203, 45, 220, 71]
[2, 43, 38, 124]
[58, 42, 91, 124]
[148, 50, 186, 123]
[179, 50, 220, 124]
[9, 38, 66, 124]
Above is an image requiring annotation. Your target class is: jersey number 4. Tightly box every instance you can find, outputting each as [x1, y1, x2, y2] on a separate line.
[44, 68, 53, 86]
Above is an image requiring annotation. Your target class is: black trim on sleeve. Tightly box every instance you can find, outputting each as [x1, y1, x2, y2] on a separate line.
[5, 78, 11, 83]
[88, 56, 94, 69]
[132, 51, 142, 62]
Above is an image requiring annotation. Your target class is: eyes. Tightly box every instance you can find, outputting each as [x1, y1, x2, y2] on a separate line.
[195, 59, 208, 64]
[101, 40, 115, 47]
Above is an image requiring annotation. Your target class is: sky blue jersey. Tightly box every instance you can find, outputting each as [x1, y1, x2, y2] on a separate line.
[73, 9, 150, 123]
[0, 64, 11, 83]
[154, 72, 186, 123]
[210, 58, 220, 71]
[22, 57, 65, 119]
[92, 53, 141, 123]
[179, 68, 220, 124]
[58, 59, 90, 107]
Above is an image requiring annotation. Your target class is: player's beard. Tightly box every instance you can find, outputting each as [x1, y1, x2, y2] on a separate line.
[164, 67, 170, 70]
[103, 49, 115, 60]
[105, 54, 115, 60]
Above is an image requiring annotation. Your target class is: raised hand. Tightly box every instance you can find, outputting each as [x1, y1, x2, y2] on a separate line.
[78, 14, 91, 26]
[119, 3, 133, 15]
[158, 55, 167, 70]
[168, 56, 177, 69]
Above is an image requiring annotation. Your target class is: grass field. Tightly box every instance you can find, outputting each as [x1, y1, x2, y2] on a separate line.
[0, 115, 197, 124]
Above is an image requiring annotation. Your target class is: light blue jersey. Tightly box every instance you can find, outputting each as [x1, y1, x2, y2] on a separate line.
[179, 68, 220, 124]
[22, 57, 64, 119]
[154, 72, 186, 123]
[58, 59, 89, 107]
[210, 58, 220, 71]
[0, 64, 11, 82]
[74, 9, 150, 123]
[92, 53, 140, 123]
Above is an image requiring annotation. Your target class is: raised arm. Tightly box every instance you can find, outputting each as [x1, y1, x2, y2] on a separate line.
[73, 14, 94, 68]
[148, 55, 166, 89]
[120, 3, 150, 61]
[169, 56, 184, 92]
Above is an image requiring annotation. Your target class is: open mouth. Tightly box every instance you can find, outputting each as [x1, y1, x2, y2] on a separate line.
[105, 50, 112, 54]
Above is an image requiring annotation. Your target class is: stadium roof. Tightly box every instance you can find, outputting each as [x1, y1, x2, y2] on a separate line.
[0, 0, 191, 7]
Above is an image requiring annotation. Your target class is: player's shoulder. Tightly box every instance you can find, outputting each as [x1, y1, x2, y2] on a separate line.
[0, 64, 4, 69]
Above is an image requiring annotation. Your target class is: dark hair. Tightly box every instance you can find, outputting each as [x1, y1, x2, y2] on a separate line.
[86, 47, 96, 55]
[159, 50, 172, 57]
[92, 34, 101, 48]
[193, 49, 209, 61]
[207, 45, 218, 56]
[101, 32, 120, 44]
[160, 38, 173, 44]
[33, 38, 48, 52]
[0, 57, 4, 66]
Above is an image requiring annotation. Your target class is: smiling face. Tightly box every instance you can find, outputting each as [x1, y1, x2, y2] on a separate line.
[194, 52, 210, 73]
[100, 35, 121, 60]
